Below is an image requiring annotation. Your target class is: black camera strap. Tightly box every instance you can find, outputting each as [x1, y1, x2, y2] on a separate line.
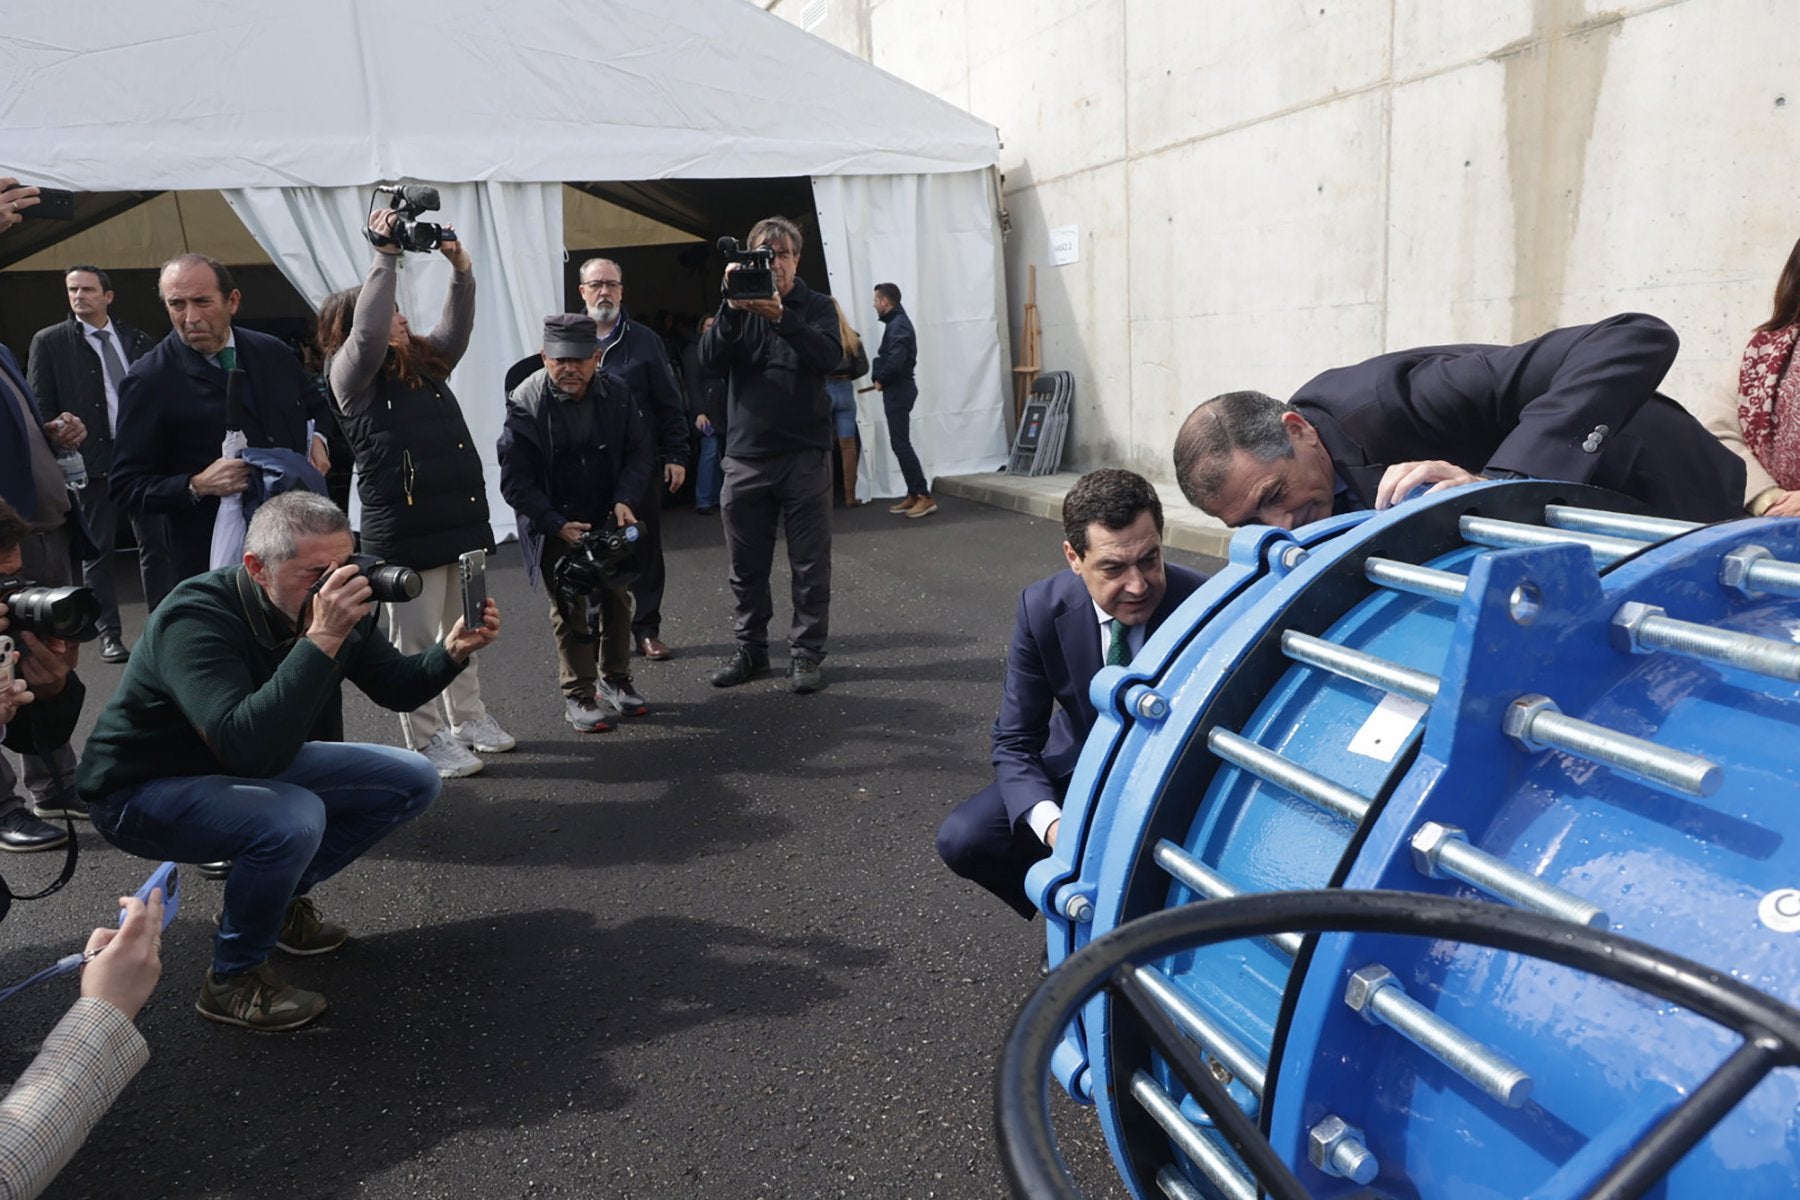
[0, 816, 80, 922]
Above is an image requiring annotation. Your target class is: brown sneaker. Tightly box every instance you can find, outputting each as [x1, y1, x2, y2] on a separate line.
[905, 494, 938, 518]
[887, 495, 919, 514]
[276, 896, 349, 956]
[196, 962, 327, 1031]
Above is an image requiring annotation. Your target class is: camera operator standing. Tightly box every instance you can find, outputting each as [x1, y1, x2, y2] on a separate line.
[698, 216, 843, 694]
[499, 315, 654, 732]
[315, 207, 514, 779]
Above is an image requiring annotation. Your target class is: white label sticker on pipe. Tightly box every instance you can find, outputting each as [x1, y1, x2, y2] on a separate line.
[1347, 693, 1429, 762]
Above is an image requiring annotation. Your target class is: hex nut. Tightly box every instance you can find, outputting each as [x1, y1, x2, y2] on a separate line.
[1409, 821, 1466, 878]
[1609, 601, 1662, 655]
[1719, 544, 1771, 596]
[1307, 1114, 1351, 1171]
[1502, 694, 1557, 747]
[1344, 964, 1395, 1015]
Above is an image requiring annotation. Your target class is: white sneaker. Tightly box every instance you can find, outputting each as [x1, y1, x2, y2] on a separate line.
[421, 729, 483, 778]
[451, 713, 517, 753]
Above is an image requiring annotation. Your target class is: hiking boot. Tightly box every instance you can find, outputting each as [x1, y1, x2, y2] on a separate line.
[420, 729, 482, 779]
[905, 494, 938, 518]
[276, 896, 349, 955]
[196, 962, 327, 1031]
[888, 495, 920, 514]
[597, 675, 650, 717]
[788, 655, 824, 694]
[710, 646, 770, 688]
[451, 713, 517, 753]
[564, 695, 612, 733]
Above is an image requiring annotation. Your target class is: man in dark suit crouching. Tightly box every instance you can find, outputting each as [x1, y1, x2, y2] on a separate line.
[936, 469, 1206, 918]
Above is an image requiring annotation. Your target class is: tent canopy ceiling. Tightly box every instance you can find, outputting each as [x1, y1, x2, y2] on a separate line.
[0, 0, 999, 192]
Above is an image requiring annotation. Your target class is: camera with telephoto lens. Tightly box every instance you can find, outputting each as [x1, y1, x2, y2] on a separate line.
[363, 184, 452, 253]
[309, 555, 424, 604]
[552, 525, 641, 600]
[717, 236, 776, 301]
[0, 577, 101, 641]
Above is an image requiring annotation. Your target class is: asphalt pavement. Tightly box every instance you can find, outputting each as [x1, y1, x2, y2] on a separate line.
[7, 493, 1217, 1200]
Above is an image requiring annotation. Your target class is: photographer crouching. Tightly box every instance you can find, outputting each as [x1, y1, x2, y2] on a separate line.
[499, 315, 654, 733]
[74, 492, 500, 1031]
[316, 199, 515, 779]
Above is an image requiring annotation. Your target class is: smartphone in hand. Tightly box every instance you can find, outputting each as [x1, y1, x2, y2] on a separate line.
[458, 550, 487, 632]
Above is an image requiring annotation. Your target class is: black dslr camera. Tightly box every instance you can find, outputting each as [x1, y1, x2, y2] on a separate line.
[363, 184, 453, 253]
[552, 525, 641, 601]
[308, 555, 424, 604]
[0, 577, 100, 641]
[717, 236, 776, 301]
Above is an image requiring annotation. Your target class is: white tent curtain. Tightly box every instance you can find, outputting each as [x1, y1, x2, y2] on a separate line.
[812, 170, 1010, 501]
[223, 181, 565, 541]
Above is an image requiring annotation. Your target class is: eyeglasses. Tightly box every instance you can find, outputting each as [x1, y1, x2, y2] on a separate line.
[579, 279, 623, 292]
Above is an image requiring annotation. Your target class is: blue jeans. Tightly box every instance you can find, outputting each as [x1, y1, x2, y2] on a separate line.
[696, 431, 723, 509]
[92, 743, 441, 974]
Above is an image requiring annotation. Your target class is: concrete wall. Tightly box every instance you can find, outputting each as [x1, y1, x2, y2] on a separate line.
[770, 0, 1800, 488]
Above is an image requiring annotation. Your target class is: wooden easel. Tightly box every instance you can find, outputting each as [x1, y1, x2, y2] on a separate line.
[1012, 264, 1041, 424]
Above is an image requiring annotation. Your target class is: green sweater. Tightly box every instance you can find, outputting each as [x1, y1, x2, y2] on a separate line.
[77, 566, 465, 803]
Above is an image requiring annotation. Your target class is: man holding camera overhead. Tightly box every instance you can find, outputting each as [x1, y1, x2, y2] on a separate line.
[75, 491, 500, 1031]
[499, 314, 655, 734]
[697, 216, 843, 695]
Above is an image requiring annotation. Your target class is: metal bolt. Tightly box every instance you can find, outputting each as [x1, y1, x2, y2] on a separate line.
[1503, 694, 1722, 797]
[1307, 1114, 1378, 1185]
[1279, 544, 1310, 570]
[1345, 964, 1533, 1107]
[1062, 893, 1094, 924]
[1411, 822, 1608, 928]
[1135, 689, 1169, 720]
[1611, 602, 1800, 683]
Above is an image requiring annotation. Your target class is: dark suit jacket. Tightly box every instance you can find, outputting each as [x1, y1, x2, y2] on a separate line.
[110, 327, 318, 579]
[992, 563, 1206, 829]
[25, 316, 153, 478]
[1290, 313, 1745, 523]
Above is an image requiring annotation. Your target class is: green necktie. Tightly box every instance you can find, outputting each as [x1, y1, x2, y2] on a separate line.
[1106, 619, 1129, 667]
[218, 346, 237, 371]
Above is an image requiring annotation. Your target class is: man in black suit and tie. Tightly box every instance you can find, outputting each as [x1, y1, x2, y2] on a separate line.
[1172, 313, 1744, 528]
[27, 264, 158, 661]
[110, 254, 330, 609]
[936, 469, 1206, 918]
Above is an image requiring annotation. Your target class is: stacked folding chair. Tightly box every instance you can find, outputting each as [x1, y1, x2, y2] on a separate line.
[1006, 371, 1073, 477]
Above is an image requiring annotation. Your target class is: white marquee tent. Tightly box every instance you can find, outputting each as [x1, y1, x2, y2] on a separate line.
[0, 0, 1010, 531]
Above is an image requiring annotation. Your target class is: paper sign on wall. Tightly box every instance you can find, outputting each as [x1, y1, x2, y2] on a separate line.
[1050, 225, 1080, 266]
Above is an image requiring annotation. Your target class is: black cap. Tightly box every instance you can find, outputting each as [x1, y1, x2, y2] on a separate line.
[543, 313, 598, 358]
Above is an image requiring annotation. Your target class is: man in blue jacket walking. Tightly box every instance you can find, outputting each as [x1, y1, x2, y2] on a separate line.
[871, 282, 932, 517]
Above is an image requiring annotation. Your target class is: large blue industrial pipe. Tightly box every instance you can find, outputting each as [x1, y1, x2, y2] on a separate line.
[1009, 481, 1800, 1199]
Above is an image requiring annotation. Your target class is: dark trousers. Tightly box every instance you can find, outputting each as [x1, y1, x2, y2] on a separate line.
[720, 448, 833, 659]
[882, 381, 929, 497]
[0, 527, 79, 811]
[78, 475, 171, 637]
[936, 778, 1058, 919]
[629, 482, 666, 641]
[152, 512, 213, 612]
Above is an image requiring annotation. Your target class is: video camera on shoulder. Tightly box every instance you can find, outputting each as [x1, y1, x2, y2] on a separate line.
[552, 524, 640, 601]
[363, 184, 453, 254]
[717, 236, 776, 301]
[0, 577, 100, 641]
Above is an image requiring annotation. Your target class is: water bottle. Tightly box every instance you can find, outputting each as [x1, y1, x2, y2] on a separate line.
[54, 448, 87, 490]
